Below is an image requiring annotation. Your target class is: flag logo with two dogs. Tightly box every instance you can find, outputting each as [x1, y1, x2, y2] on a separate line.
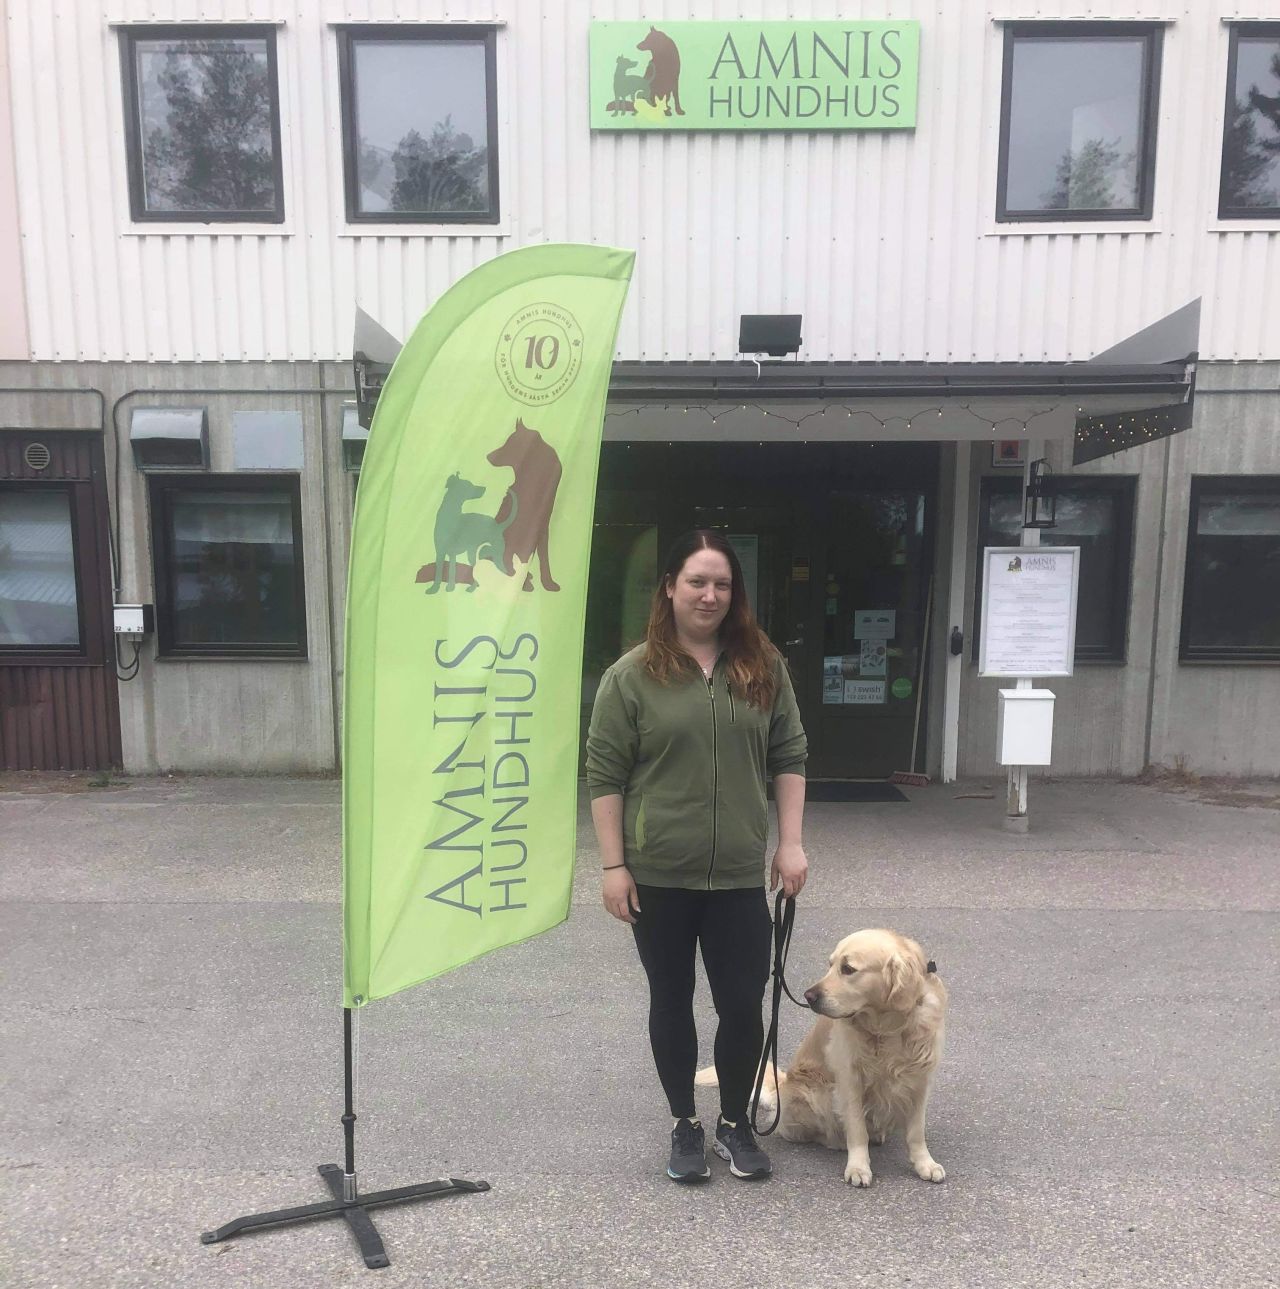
[343, 244, 635, 1007]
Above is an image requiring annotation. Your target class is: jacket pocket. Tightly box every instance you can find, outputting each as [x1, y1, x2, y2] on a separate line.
[718, 797, 768, 870]
[637, 789, 709, 868]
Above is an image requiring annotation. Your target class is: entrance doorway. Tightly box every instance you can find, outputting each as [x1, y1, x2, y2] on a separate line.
[584, 441, 938, 779]
[0, 432, 122, 770]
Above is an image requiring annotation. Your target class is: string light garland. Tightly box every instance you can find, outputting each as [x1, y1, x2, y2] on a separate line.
[604, 400, 1194, 465]
[603, 401, 1070, 434]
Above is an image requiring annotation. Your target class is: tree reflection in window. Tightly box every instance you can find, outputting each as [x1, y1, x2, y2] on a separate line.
[358, 118, 488, 215]
[1221, 31, 1280, 216]
[344, 34, 496, 221]
[134, 36, 280, 215]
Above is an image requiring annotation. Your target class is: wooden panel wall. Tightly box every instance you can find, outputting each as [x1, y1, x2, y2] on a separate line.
[0, 431, 121, 770]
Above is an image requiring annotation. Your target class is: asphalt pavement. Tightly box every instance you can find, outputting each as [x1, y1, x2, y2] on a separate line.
[1, 772, 1277, 1289]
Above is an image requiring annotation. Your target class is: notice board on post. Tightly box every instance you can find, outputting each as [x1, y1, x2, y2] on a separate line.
[978, 547, 1080, 678]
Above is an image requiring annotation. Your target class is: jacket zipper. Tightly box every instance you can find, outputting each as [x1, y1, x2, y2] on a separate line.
[727, 675, 736, 724]
[706, 671, 718, 888]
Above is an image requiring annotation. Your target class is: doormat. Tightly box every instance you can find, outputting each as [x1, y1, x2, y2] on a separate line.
[805, 781, 908, 803]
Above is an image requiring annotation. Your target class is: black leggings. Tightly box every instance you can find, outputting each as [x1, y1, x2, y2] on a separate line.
[630, 883, 772, 1123]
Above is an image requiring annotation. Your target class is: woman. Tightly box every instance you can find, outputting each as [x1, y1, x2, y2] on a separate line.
[586, 529, 808, 1183]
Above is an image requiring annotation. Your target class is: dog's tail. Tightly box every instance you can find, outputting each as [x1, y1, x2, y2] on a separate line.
[694, 1063, 784, 1109]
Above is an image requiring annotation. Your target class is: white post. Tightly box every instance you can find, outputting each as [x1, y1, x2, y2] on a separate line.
[942, 443, 971, 783]
[1005, 440, 1042, 832]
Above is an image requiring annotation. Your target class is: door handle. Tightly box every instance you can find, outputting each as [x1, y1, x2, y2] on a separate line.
[785, 638, 804, 647]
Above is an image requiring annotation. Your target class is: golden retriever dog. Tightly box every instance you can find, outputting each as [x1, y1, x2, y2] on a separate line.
[697, 928, 946, 1186]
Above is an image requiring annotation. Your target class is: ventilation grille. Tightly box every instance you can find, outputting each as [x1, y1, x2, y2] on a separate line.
[23, 442, 52, 471]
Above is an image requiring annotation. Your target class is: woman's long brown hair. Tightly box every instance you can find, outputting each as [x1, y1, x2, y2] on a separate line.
[642, 529, 780, 708]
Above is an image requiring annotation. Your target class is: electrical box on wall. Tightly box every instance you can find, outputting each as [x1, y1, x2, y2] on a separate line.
[113, 604, 154, 636]
[997, 689, 1055, 765]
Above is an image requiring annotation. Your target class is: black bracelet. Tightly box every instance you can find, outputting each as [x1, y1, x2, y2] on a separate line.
[601, 863, 626, 871]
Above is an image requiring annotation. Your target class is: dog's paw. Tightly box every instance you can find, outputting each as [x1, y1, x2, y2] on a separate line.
[913, 1157, 946, 1183]
[843, 1158, 873, 1187]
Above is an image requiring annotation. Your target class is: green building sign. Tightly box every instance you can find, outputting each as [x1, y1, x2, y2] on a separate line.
[589, 20, 920, 131]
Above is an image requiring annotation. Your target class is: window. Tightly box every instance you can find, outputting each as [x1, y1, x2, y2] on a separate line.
[149, 476, 306, 658]
[1220, 24, 1280, 219]
[0, 487, 83, 651]
[997, 24, 1162, 222]
[120, 25, 285, 223]
[1181, 478, 1280, 662]
[337, 26, 500, 224]
[977, 478, 1136, 662]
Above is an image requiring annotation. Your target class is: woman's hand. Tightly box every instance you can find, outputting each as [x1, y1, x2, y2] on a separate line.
[770, 841, 808, 899]
[602, 867, 640, 924]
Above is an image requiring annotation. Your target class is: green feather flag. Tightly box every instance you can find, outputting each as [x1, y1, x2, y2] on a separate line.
[343, 244, 635, 1007]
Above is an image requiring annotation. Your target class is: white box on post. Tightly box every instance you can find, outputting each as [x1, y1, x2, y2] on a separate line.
[997, 689, 1055, 766]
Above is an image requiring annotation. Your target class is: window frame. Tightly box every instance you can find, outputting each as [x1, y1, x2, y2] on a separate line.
[996, 22, 1163, 224]
[149, 473, 308, 661]
[119, 23, 286, 225]
[1218, 23, 1280, 221]
[974, 476, 1137, 664]
[1179, 476, 1280, 664]
[0, 482, 90, 661]
[336, 24, 501, 226]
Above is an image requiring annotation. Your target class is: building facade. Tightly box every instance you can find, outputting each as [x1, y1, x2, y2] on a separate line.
[0, 1, 1277, 778]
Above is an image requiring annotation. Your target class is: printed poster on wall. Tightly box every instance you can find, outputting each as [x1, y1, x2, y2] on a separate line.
[859, 638, 887, 676]
[844, 679, 885, 704]
[979, 547, 1080, 678]
[854, 608, 895, 639]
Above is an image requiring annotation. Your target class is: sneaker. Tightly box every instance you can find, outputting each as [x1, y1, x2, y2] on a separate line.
[713, 1118, 772, 1179]
[667, 1117, 710, 1183]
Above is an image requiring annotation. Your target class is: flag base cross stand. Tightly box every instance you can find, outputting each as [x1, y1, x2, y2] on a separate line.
[200, 1008, 490, 1270]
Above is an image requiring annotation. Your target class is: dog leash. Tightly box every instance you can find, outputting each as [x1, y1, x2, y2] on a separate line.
[748, 892, 941, 1137]
[750, 891, 807, 1136]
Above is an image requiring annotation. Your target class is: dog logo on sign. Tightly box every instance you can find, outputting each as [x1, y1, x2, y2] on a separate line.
[416, 419, 563, 594]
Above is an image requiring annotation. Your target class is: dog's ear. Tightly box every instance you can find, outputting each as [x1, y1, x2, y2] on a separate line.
[885, 952, 924, 1011]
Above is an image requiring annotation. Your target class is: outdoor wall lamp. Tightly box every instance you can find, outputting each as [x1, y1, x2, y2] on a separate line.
[1023, 458, 1057, 529]
[738, 313, 803, 357]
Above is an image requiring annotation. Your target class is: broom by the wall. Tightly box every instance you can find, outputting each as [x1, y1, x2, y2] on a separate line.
[889, 574, 933, 787]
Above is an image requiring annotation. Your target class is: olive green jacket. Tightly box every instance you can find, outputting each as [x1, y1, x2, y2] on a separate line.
[585, 645, 807, 889]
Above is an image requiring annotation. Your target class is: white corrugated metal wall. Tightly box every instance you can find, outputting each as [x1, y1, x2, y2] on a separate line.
[6, 0, 1278, 365]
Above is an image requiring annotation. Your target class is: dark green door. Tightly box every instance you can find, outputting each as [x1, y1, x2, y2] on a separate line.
[583, 442, 937, 780]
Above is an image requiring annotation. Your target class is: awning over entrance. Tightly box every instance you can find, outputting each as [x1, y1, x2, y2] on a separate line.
[1073, 298, 1201, 464]
[604, 357, 1193, 443]
[606, 300, 1200, 446]
[347, 300, 1198, 450]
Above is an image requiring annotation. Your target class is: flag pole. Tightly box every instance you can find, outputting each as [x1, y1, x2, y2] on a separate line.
[199, 1008, 490, 1269]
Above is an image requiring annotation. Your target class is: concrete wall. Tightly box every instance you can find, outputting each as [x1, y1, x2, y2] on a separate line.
[1147, 362, 1280, 775]
[0, 359, 354, 773]
[4, 356, 1276, 776]
[956, 361, 1280, 778]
